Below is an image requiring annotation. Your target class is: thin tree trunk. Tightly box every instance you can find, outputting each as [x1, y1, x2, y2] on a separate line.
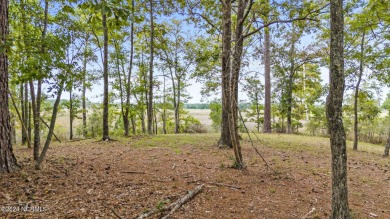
[20, 83, 27, 144]
[175, 78, 181, 134]
[353, 32, 365, 151]
[114, 39, 127, 137]
[124, 0, 135, 137]
[162, 76, 167, 134]
[287, 33, 295, 134]
[102, 1, 110, 141]
[219, 0, 232, 148]
[263, 4, 272, 133]
[24, 83, 29, 147]
[30, 0, 48, 161]
[0, 0, 20, 173]
[28, 101, 32, 147]
[131, 115, 136, 135]
[384, 133, 390, 157]
[229, 0, 246, 168]
[147, 0, 154, 135]
[69, 89, 73, 140]
[327, 0, 350, 217]
[11, 114, 16, 144]
[287, 75, 293, 134]
[9, 90, 31, 146]
[82, 33, 89, 138]
[256, 96, 260, 132]
[36, 80, 65, 169]
[29, 80, 39, 160]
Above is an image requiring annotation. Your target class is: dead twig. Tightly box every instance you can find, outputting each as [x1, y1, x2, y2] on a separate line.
[301, 207, 316, 219]
[313, 172, 330, 177]
[209, 182, 241, 190]
[121, 171, 146, 174]
[104, 204, 123, 219]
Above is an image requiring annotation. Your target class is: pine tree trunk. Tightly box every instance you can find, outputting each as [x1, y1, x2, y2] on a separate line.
[102, 2, 110, 141]
[263, 8, 272, 133]
[327, 0, 350, 217]
[147, 0, 154, 135]
[353, 32, 365, 151]
[0, 0, 20, 173]
[219, 0, 232, 148]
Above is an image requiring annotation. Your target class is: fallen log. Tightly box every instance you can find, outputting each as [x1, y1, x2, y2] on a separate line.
[135, 184, 204, 219]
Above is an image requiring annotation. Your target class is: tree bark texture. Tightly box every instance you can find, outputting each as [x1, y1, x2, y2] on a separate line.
[327, 0, 351, 217]
[263, 5, 272, 133]
[219, 0, 232, 148]
[0, 0, 19, 173]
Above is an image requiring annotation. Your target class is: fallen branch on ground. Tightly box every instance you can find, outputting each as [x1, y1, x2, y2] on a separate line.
[135, 184, 204, 219]
[104, 204, 123, 219]
[209, 182, 241, 190]
[121, 171, 146, 174]
[301, 207, 316, 219]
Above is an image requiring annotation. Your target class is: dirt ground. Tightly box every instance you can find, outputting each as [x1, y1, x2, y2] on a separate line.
[1, 133, 389, 219]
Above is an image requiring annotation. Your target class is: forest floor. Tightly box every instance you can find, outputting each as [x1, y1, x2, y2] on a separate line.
[1, 133, 389, 219]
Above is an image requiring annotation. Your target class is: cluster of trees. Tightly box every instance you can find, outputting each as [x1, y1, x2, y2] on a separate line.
[0, 0, 389, 217]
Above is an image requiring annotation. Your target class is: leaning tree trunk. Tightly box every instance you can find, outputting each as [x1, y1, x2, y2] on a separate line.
[384, 133, 390, 157]
[147, 0, 154, 135]
[327, 0, 350, 217]
[0, 0, 20, 173]
[353, 32, 365, 151]
[102, 2, 110, 141]
[219, 0, 232, 148]
[36, 79, 65, 170]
